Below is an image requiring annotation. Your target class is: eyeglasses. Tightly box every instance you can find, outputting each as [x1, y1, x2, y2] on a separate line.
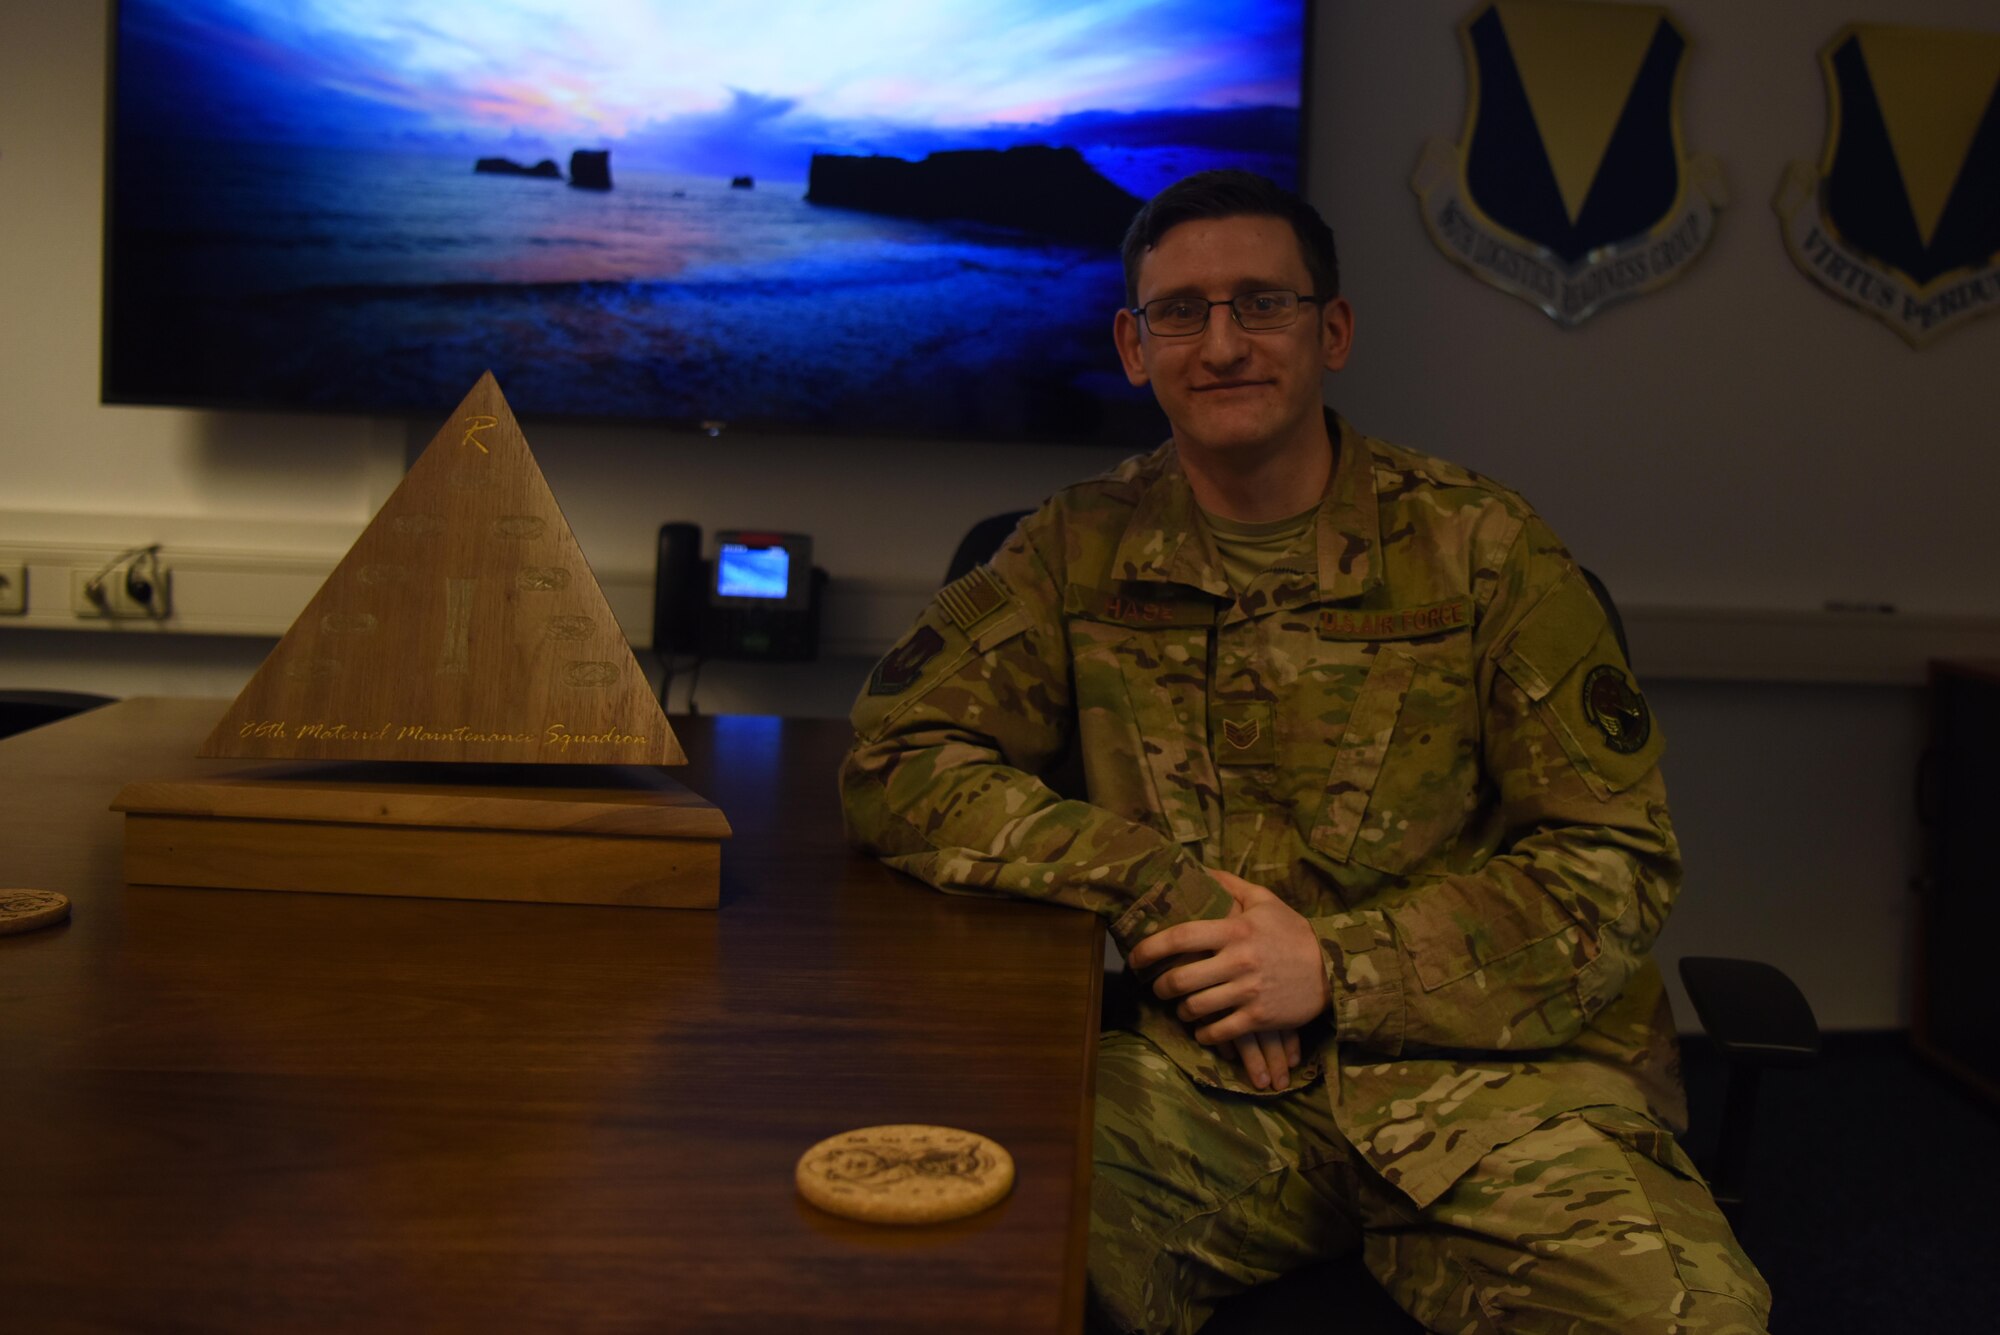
[1129, 290, 1322, 337]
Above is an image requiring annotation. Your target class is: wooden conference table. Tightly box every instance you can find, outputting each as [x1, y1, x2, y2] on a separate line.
[0, 699, 1104, 1334]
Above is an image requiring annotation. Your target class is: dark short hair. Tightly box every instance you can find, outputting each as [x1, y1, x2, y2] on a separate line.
[1120, 170, 1339, 306]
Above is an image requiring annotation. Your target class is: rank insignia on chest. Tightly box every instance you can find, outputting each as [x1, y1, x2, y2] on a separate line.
[1582, 663, 1651, 753]
[868, 625, 946, 696]
[1210, 702, 1277, 766]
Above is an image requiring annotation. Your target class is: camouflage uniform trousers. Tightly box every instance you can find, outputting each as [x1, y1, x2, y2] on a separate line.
[1088, 1030, 1772, 1335]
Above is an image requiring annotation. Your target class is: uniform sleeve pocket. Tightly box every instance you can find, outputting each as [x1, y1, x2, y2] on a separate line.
[1498, 572, 1664, 799]
[1497, 570, 1600, 701]
[851, 603, 1033, 743]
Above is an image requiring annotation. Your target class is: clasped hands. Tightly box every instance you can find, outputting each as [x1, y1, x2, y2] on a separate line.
[1126, 869, 1329, 1091]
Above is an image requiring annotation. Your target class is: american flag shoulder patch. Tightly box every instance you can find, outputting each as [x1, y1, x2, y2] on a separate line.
[937, 566, 1010, 630]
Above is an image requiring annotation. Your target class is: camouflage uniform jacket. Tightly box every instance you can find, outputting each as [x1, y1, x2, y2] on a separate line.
[841, 412, 1688, 1209]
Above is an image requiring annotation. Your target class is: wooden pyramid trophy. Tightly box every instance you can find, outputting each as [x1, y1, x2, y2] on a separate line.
[112, 374, 727, 909]
[202, 372, 680, 764]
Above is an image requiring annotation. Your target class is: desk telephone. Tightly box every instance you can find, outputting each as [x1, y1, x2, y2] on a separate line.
[653, 522, 826, 662]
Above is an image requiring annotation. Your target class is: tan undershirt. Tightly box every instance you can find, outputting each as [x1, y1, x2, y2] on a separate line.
[1199, 504, 1317, 593]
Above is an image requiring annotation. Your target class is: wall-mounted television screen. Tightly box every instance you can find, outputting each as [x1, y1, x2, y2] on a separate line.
[103, 0, 1308, 445]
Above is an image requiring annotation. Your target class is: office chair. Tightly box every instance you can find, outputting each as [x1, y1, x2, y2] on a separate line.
[946, 514, 1821, 1333]
[0, 690, 117, 741]
[944, 510, 1032, 586]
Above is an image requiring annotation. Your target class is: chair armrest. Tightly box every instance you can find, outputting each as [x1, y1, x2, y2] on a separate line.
[1678, 956, 1821, 1067]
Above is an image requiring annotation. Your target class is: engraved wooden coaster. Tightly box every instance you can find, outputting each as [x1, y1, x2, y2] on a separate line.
[796, 1125, 1014, 1225]
[200, 372, 681, 765]
[0, 889, 71, 936]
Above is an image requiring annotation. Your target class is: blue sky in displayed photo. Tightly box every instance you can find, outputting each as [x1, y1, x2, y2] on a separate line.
[119, 0, 1303, 178]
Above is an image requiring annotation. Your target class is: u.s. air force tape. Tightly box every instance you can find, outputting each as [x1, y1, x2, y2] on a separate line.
[1317, 598, 1471, 640]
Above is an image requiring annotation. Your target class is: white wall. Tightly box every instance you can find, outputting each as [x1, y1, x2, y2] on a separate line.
[5, 0, 1987, 1029]
[1648, 679, 1923, 1032]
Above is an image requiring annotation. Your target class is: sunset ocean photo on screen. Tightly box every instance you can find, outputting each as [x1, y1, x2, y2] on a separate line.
[104, 0, 1307, 444]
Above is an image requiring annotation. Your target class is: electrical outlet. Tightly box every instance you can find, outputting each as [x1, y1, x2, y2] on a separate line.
[71, 565, 170, 619]
[0, 563, 24, 615]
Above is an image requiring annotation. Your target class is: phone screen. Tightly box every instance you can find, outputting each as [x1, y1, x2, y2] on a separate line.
[716, 543, 790, 599]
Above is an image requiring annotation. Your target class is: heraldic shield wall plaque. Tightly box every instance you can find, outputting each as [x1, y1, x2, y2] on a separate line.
[1413, 1, 1725, 326]
[1775, 24, 2000, 347]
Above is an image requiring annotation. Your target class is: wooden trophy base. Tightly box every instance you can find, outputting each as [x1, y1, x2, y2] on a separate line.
[112, 762, 729, 909]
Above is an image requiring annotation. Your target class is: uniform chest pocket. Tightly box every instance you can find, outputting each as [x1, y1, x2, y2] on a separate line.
[1310, 645, 1478, 873]
[1071, 623, 1218, 846]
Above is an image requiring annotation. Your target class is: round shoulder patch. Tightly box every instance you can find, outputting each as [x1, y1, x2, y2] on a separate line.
[795, 1124, 1014, 1225]
[1581, 664, 1651, 754]
[0, 889, 71, 937]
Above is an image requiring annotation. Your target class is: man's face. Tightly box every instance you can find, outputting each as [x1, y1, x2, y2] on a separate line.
[1113, 213, 1354, 459]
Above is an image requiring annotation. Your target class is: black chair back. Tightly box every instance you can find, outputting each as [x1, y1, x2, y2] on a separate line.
[944, 510, 1032, 587]
[1580, 566, 1632, 666]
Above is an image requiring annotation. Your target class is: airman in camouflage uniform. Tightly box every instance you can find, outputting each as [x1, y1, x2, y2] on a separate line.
[841, 172, 1770, 1334]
